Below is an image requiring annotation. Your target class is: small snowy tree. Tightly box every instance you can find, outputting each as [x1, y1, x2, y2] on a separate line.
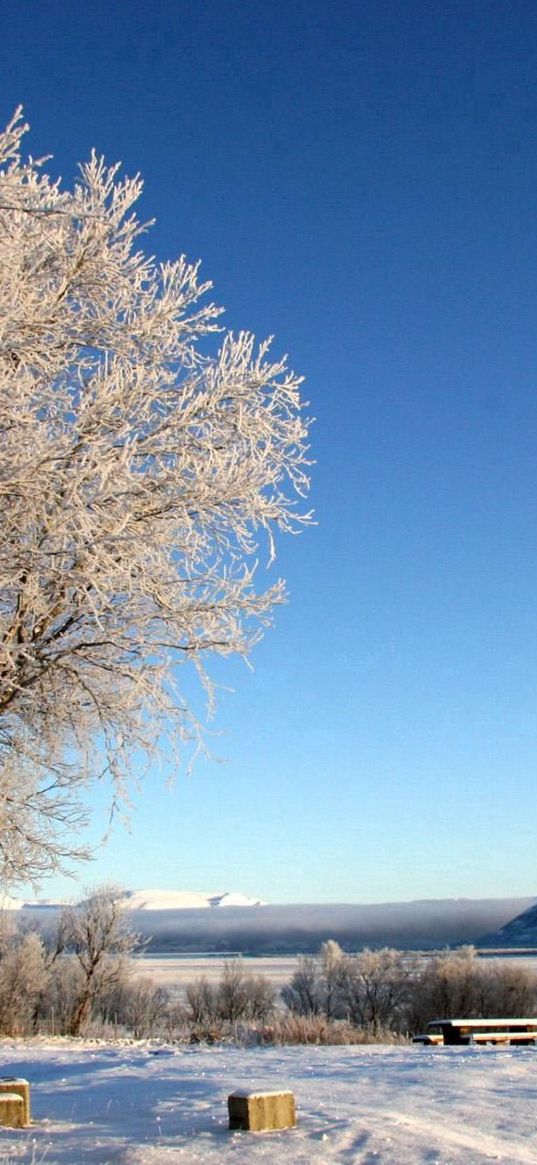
[282, 954, 324, 1016]
[320, 939, 346, 1020]
[282, 944, 347, 1019]
[216, 958, 253, 1023]
[0, 110, 311, 885]
[0, 929, 50, 1035]
[409, 946, 479, 1027]
[185, 975, 217, 1026]
[58, 884, 139, 1035]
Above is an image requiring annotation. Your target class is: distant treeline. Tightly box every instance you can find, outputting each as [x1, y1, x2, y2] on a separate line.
[1, 891, 537, 1044]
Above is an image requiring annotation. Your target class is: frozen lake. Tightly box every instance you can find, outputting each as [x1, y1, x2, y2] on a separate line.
[132, 954, 300, 997]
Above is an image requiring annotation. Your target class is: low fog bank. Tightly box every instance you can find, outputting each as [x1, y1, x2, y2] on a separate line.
[24, 897, 534, 953]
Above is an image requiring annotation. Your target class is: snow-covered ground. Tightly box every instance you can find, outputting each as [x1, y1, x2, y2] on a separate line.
[0, 1039, 536, 1164]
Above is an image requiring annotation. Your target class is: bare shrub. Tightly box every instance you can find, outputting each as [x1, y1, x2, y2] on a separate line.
[281, 954, 328, 1016]
[99, 975, 171, 1039]
[338, 948, 411, 1032]
[184, 958, 276, 1036]
[260, 1014, 407, 1045]
[185, 975, 217, 1026]
[413, 947, 479, 1025]
[128, 980, 172, 1039]
[241, 973, 277, 1023]
[215, 959, 252, 1023]
[216, 958, 276, 1023]
[481, 962, 537, 1017]
[408, 947, 537, 1032]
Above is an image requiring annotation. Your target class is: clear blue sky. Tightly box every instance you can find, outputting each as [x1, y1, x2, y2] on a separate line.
[3, 0, 537, 903]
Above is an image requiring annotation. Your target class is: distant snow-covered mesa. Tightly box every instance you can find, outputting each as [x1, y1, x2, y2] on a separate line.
[0, 888, 265, 911]
[119, 889, 266, 910]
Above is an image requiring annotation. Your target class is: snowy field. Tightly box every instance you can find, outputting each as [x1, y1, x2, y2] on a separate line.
[1, 1039, 537, 1164]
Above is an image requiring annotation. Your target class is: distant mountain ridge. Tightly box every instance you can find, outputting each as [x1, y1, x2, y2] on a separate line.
[479, 899, 537, 947]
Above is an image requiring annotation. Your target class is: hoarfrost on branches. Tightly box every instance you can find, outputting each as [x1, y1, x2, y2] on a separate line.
[0, 109, 311, 885]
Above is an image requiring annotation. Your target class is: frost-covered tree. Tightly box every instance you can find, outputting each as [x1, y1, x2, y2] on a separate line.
[0, 110, 311, 884]
[338, 948, 410, 1031]
[282, 954, 324, 1016]
[57, 884, 139, 1035]
[319, 939, 346, 1019]
[0, 928, 50, 1035]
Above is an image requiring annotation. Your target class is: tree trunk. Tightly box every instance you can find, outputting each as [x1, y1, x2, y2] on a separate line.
[69, 992, 93, 1036]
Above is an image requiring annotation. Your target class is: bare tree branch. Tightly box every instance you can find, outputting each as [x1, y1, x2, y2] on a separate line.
[0, 111, 312, 886]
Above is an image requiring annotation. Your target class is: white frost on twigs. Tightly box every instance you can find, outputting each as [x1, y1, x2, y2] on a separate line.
[0, 111, 312, 885]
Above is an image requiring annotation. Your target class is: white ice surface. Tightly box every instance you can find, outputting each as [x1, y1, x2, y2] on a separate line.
[0, 1038, 536, 1164]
